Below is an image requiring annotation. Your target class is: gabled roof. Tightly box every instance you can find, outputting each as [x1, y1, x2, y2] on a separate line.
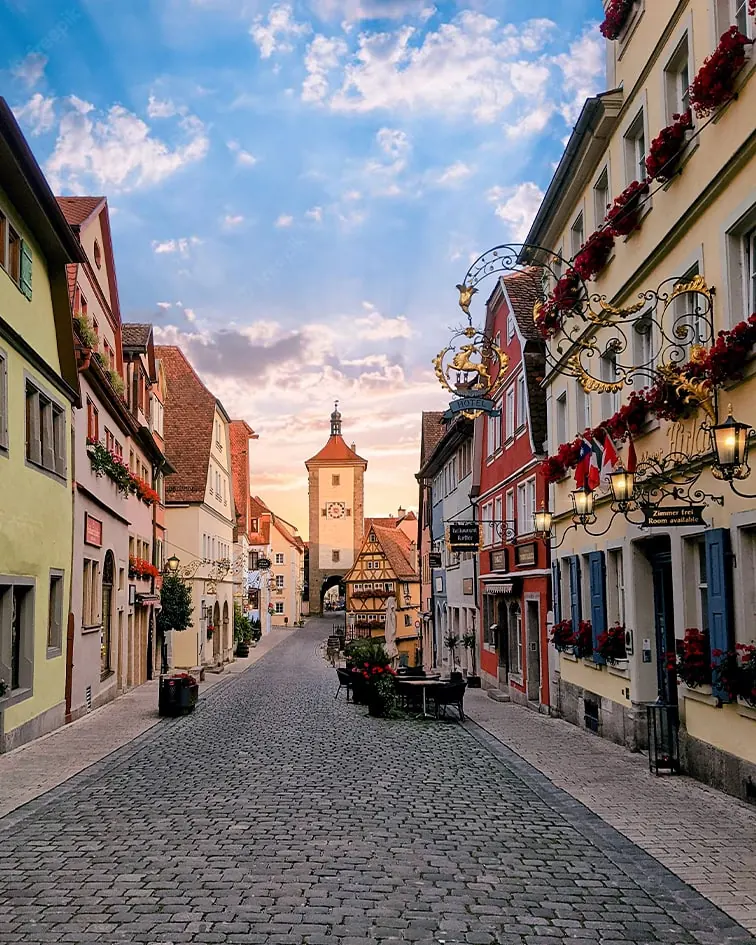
[122, 323, 153, 348]
[305, 435, 367, 467]
[420, 411, 446, 466]
[157, 345, 226, 504]
[248, 495, 271, 546]
[57, 196, 105, 229]
[364, 524, 417, 581]
[499, 268, 543, 342]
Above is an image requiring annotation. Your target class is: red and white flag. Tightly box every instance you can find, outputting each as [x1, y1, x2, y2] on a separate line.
[626, 430, 637, 473]
[600, 433, 619, 486]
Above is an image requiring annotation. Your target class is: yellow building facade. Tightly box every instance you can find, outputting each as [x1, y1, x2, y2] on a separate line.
[524, 1, 756, 797]
[0, 100, 82, 751]
[345, 523, 421, 666]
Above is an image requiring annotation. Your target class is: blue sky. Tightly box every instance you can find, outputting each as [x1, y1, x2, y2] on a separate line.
[2, 0, 605, 533]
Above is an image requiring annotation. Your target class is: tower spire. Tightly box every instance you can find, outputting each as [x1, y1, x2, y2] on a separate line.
[330, 400, 342, 437]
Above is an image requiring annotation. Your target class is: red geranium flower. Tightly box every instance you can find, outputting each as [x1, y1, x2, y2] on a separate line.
[599, 0, 634, 40]
[688, 27, 753, 118]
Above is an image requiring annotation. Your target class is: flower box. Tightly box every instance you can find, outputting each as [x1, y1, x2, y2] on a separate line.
[606, 180, 649, 237]
[689, 27, 753, 119]
[599, 0, 634, 41]
[645, 110, 693, 184]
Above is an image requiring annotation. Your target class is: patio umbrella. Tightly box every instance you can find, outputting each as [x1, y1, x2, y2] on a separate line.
[384, 596, 399, 662]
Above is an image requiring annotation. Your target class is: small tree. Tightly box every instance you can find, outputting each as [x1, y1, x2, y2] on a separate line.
[444, 633, 460, 671]
[462, 631, 477, 676]
[157, 574, 193, 635]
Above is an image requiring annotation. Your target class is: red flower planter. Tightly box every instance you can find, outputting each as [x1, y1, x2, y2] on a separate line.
[599, 0, 634, 40]
[689, 27, 753, 118]
[573, 229, 615, 281]
[606, 180, 649, 237]
[645, 110, 693, 183]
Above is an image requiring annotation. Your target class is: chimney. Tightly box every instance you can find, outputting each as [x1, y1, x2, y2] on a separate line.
[351, 442, 356, 452]
[398, 506, 406, 519]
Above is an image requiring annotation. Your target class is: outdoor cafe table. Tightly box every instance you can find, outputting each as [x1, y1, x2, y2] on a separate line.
[399, 678, 447, 717]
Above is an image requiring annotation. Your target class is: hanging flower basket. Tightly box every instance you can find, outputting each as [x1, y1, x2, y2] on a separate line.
[550, 619, 575, 652]
[688, 27, 753, 119]
[606, 180, 650, 237]
[596, 623, 627, 664]
[537, 270, 582, 338]
[645, 110, 693, 183]
[573, 229, 615, 281]
[599, 0, 634, 40]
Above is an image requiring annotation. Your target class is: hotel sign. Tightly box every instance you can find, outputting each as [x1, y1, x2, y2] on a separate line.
[447, 522, 480, 551]
[443, 397, 501, 421]
[84, 513, 102, 548]
[642, 506, 707, 528]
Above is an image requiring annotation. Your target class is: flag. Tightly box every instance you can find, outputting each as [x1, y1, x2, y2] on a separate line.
[589, 439, 602, 491]
[600, 433, 619, 485]
[575, 438, 592, 489]
[626, 430, 637, 473]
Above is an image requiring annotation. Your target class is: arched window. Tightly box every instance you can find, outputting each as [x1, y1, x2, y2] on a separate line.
[101, 552, 115, 677]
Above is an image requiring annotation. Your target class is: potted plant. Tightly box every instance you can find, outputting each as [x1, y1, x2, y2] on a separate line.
[573, 620, 594, 660]
[206, 624, 215, 641]
[550, 618, 574, 652]
[461, 631, 481, 688]
[345, 638, 393, 706]
[234, 604, 251, 657]
[445, 632, 462, 682]
[367, 668, 398, 718]
[159, 671, 198, 716]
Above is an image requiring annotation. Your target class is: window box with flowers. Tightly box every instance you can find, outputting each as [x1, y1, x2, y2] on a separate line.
[606, 180, 650, 237]
[129, 556, 159, 580]
[711, 643, 756, 705]
[596, 623, 627, 666]
[536, 270, 583, 338]
[669, 627, 712, 693]
[599, 0, 635, 41]
[573, 230, 615, 281]
[688, 27, 754, 120]
[88, 441, 133, 496]
[645, 110, 693, 184]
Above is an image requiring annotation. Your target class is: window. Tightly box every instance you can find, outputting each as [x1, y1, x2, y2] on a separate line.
[744, 227, 756, 318]
[673, 264, 706, 354]
[0, 212, 5, 269]
[624, 109, 647, 183]
[601, 351, 620, 417]
[275, 553, 284, 565]
[47, 572, 63, 654]
[506, 490, 514, 540]
[404, 614, 412, 627]
[275, 602, 284, 614]
[694, 539, 709, 634]
[516, 374, 526, 430]
[607, 549, 626, 627]
[505, 386, 515, 441]
[332, 550, 340, 563]
[481, 501, 494, 547]
[594, 167, 610, 228]
[458, 438, 472, 480]
[506, 313, 516, 342]
[486, 409, 501, 457]
[0, 580, 34, 695]
[215, 420, 221, 446]
[332, 474, 340, 486]
[82, 559, 101, 627]
[576, 383, 591, 433]
[570, 212, 585, 259]
[633, 313, 655, 374]
[8, 226, 20, 285]
[731, 0, 754, 39]
[494, 495, 503, 546]
[509, 602, 522, 675]
[664, 35, 691, 122]
[249, 550, 258, 570]
[25, 380, 66, 478]
[517, 478, 536, 537]
[555, 392, 567, 450]
[275, 575, 285, 589]
[0, 348, 7, 453]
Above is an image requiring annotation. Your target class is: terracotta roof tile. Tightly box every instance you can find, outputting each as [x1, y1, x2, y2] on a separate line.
[122, 323, 153, 349]
[366, 517, 398, 530]
[66, 263, 78, 306]
[229, 420, 257, 537]
[56, 196, 105, 228]
[371, 525, 417, 581]
[420, 411, 446, 465]
[500, 268, 543, 342]
[306, 435, 367, 466]
[156, 345, 217, 504]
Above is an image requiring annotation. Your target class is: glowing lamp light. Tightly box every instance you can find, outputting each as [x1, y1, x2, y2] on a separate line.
[711, 406, 751, 475]
[165, 554, 180, 575]
[609, 465, 635, 504]
[533, 504, 553, 536]
[571, 487, 595, 520]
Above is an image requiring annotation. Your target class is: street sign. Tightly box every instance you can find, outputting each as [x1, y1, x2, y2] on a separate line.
[642, 506, 706, 528]
[447, 522, 480, 551]
[258, 557, 272, 570]
[428, 552, 442, 569]
[415, 620, 421, 629]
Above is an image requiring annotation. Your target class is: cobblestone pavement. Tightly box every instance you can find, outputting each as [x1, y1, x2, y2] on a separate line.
[0, 629, 290, 820]
[464, 691, 756, 936]
[1, 619, 754, 945]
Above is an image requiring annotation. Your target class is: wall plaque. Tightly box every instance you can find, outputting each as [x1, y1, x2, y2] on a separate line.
[642, 506, 706, 528]
[515, 542, 537, 567]
[462, 578, 474, 595]
[84, 513, 102, 548]
[491, 549, 507, 571]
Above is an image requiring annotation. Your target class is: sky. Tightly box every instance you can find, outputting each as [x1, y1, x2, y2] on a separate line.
[1, 0, 606, 537]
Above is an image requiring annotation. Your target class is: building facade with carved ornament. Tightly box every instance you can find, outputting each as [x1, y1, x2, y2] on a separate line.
[526, 0, 756, 798]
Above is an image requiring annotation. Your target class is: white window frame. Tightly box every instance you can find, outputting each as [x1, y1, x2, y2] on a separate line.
[506, 490, 515, 540]
[570, 211, 585, 259]
[505, 386, 515, 442]
[516, 373, 526, 430]
[664, 33, 691, 123]
[593, 166, 610, 229]
[494, 495, 503, 546]
[623, 107, 647, 184]
[506, 313, 516, 342]
[517, 478, 536, 538]
[576, 383, 591, 433]
[481, 501, 494, 547]
[555, 391, 568, 450]
[275, 553, 284, 565]
[275, 574, 284, 589]
[275, 602, 284, 614]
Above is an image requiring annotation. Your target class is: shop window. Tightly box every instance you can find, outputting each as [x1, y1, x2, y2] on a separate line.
[0, 581, 34, 695]
[47, 571, 64, 655]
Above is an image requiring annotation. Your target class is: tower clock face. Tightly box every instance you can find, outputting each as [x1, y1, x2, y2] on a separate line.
[327, 501, 347, 519]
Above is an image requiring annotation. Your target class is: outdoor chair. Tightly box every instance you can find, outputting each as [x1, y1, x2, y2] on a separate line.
[335, 667, 352, 701]
[428, 682, 467, 721]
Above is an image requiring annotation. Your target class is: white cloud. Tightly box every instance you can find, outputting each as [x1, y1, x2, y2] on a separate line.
[157, 301, 172, 309]
[505, 105, 554, 139]
[227, 140, 258, 167]
[147, 95, 180, 119]
[302, 34, 348, 103]
[184, 308, 197, 323]
[355, 311, 413, 340]
[250, 4, 309, 58]
[344, 189, 362, 201]
[305, 206, 323, 223]
[486, 181, 544, 242]
[223, 213, 245, 227]
[556, 29, 605, 123]
[14, 94, 56, 136]
[310, 0, 431, 21]
[433, 161, 473, 186]
[152, 236, 202, 255]
[13, 53, 47, 88]
[275, 213, 294, 227]
[47, 99, 209, 192]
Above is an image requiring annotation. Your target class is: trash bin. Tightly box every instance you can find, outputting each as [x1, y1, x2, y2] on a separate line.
[647, 701, 680, 775]
[159, 673, 199, 717]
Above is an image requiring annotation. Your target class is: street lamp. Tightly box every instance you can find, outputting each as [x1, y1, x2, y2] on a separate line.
[533, 503, 553, 537]
[609, 464, 636, 504]
[165, 554, 180, 575]
[571, 486, 596, 523]
[711, 406, 751, 480]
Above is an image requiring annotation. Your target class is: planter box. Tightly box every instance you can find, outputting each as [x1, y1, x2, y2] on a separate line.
[159, 676, 199, 717]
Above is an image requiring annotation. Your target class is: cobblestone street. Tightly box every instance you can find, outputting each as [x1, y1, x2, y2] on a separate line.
[1, 619, 754, 945]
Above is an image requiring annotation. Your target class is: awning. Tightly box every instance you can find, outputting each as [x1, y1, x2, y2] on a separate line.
[136, 593, 160, 604]
[483, 582, 515, 595]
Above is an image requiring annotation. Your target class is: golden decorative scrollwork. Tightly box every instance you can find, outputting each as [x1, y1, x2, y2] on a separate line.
[669, 274, 713, 304]
[433, 325, 510, 413]
[593, 297, 646, 321]
[567, 354, 625, 394]
[456, 283, 478, 316]
[657, 363, 716, 423]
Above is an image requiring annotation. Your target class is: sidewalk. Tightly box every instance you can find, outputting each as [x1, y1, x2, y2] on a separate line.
[0, 628, 290, 820]
[464, 687, 756, 935]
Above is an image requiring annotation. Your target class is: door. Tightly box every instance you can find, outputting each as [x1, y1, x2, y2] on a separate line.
[526, 599, 541, 702]
[213, 602, 221, 661]
[497, 598, 509, 683]
[650, 543, 677, 705]
[101, 552, 114, 679]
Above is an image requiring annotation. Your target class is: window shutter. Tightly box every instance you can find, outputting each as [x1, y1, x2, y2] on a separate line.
[551, 559, 561, 624]
[20, 241, 32, 300]
[588, 550, 607, 665]
[568, 555, 581, 630]
[705, 528, 734, 702]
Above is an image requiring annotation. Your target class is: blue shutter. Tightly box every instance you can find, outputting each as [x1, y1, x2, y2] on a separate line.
[20, 241, 32, 300]
[569, 556, 581, 630]
[588, 551, 607, 665]
[706, 528, 734, 702]
[551, 559, 561, 624]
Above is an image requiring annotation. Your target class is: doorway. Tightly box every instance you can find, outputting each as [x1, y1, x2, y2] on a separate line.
[496, 598, 508, 684]
[526, 598, 541, 702]
[647, 538, 678, 705]
[101, 552, 114, 679]
[213, 602, 221, 661]
[222, 601, 229, 657]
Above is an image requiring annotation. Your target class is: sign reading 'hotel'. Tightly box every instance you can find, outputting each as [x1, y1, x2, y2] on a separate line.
[447, 522, 480, 550]
[642, 506, 707, 528]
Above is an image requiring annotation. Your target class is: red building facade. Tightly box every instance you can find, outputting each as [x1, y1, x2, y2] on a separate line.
[474, 270, 551, 708]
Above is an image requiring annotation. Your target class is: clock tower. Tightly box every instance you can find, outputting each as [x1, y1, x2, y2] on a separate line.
[306, 404, 367, 615]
